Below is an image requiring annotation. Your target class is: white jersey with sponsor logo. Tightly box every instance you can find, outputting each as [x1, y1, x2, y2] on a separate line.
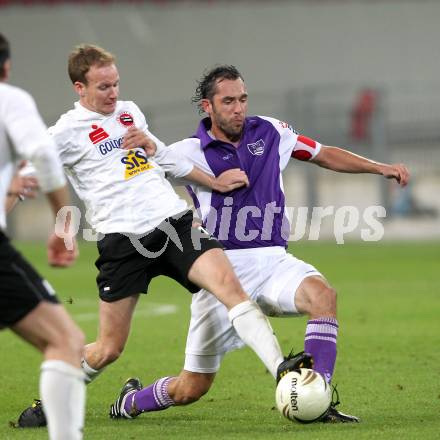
[0, 83, 66, 229]
[49, 101, 193, 234]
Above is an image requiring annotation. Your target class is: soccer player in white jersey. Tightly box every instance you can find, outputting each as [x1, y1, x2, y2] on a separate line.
[20, 46, 312, 426]
[0, 33, 86, 440]
[110, 65, 409, 423]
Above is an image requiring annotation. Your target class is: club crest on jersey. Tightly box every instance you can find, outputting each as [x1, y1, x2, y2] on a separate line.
[117, 112, 134, 127]
[247, 139, 265, 156]
[89, 124, 109, 144]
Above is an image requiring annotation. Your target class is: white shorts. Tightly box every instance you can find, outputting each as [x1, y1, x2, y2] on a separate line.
[184, 247, 321, 373]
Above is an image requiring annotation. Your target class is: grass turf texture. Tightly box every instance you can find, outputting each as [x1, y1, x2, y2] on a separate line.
[0, 241, 439, 439]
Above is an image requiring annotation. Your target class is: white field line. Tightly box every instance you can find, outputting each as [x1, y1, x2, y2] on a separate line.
[72, 302, 178, 322]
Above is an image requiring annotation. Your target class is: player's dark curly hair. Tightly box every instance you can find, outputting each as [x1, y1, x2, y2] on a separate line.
[192, 65, 243, 114]
[0, 33, 11, 80]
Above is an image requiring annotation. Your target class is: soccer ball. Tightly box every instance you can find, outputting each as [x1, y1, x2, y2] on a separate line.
[275, 368, 331, 423]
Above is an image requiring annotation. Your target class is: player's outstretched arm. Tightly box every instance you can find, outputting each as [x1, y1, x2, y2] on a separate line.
[184, 167, 249, 193]
[312, 145, 410, 186]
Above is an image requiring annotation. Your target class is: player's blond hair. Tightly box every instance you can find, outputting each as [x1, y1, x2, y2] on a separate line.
[68, 44, 115, 84]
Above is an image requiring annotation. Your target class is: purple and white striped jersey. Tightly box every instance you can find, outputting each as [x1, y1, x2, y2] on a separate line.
[168, 115, 321, 250]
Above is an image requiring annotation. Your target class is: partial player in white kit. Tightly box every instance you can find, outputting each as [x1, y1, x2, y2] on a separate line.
[20, 46, 310, 427]
[110, 65, 409, 423]
[0, 33, 86, 440]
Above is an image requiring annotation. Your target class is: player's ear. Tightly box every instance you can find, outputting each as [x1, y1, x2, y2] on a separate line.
[200, 98, 211, 114]
[73, 81, 86, 98]
[1, 58, 11, 81]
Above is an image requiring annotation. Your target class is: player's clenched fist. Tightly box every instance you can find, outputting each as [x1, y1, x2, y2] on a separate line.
[215, 168, 249, 192]
[122, 126, 157, 156]
[379, 163, 410, 187]
[47, 232, 78, 267]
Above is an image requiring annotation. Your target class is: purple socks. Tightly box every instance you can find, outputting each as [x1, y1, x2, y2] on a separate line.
[124, 376, 175, 415]
[304, 318, 338, 383]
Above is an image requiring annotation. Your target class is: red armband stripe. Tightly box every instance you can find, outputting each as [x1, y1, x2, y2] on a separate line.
[297, 135, 316, 149]
[292, 150, 312, 161]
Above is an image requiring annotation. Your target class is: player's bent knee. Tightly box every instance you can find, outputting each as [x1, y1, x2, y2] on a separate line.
[90, 339, 125, 366]
[311, 286, 337, 315]
[320, 286, 337, 303]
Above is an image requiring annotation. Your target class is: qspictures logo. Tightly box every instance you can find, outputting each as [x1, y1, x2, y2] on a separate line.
[54, 201, 388, 256]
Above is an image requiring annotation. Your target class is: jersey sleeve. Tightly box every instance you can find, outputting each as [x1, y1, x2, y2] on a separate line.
[258, 116, 321, 170]
[258, 116, 298, 170]
[291, 135, 322, 162]
[153, 142, 194, 178]
[165, 139, 200, 186]
[4, 88, 66, 192]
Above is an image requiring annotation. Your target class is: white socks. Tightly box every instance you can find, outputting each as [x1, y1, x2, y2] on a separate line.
[40, 360, 86, 440]
[228, 300, 284, 378]
[81, 357, 104, 384]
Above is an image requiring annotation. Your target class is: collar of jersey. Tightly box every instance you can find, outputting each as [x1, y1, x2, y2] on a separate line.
[195, 117, 261, 150]
[74, 101, 118, 121]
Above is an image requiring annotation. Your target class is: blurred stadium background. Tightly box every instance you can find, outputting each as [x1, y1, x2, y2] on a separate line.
[1, 0, 439, 241]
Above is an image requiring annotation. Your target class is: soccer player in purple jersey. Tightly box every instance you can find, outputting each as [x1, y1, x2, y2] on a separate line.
[109, 65, 409, 423]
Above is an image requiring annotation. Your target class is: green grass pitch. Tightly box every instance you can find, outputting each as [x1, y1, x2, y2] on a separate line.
[0, 241, 439, 439]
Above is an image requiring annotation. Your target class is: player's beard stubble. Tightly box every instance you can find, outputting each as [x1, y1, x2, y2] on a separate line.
[212, 109, 244, 143]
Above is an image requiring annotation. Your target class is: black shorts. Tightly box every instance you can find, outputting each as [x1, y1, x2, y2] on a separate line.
[0, 231, 59, 327]
[95, 211, 223, 302]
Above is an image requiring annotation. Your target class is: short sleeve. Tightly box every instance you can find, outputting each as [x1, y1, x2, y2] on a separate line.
[2, 88, 52, 159]
[257, 116, 299, 171]
[2, 87, 66, 192]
